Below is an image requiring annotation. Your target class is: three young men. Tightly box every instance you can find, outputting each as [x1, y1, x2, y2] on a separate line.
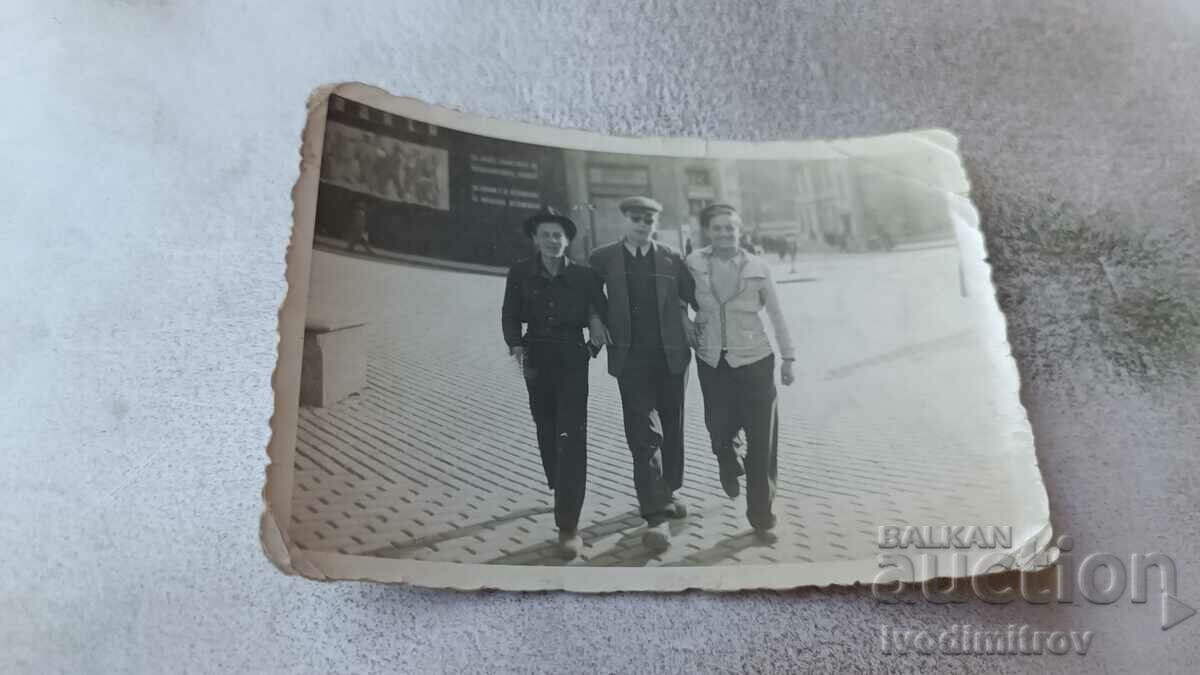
[503, 198, 794, 558]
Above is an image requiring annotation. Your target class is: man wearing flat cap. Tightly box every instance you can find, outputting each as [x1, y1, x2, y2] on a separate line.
[588, 195, 697, 552]
[501, 207, 608, 560]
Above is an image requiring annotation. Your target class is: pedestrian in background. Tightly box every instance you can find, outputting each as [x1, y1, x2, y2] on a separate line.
[686, 203, 795, 543]
[501, 208, 608, 560]
[344, 200, 375, 254]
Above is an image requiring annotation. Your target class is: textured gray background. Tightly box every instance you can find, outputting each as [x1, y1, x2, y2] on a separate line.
[2, 0, 1198, 672]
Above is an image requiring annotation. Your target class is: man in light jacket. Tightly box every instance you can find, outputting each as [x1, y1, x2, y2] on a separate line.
[686, 204, 795, 542]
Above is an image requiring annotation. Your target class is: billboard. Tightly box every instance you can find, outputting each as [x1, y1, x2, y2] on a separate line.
[317, 95, 569, 267]
[321, 120, 449, 210]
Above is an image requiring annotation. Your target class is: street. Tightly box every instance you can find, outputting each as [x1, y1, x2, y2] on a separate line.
[290, 243, 1026, 567]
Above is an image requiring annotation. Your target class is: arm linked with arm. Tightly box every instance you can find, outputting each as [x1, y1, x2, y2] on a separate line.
[586, 266, 611, 352]
[587, 267, 609, 322]
[679, 257, 699, 346]
[679, 254, 699, 310]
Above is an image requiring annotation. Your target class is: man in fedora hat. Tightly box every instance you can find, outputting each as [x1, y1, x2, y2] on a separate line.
[588, 195, 696, 552]
[502, 207, 608, 560]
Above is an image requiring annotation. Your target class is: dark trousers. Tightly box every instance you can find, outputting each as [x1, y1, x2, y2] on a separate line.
[616, 357, 687, 526]
[523, 342, 589, 533]
[697, 353, 779, 529]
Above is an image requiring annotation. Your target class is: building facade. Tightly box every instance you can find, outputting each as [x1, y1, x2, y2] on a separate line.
[318, 95, 569, 267]
[562, 151, 741, 255]
[315, 97, 952, 269]
[737, 158, 865, 251]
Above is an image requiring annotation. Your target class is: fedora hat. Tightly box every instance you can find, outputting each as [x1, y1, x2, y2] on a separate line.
[522, 207, 577, 240]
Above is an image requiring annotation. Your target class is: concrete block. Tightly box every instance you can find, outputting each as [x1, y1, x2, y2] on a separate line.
[301, 307, 368, 407]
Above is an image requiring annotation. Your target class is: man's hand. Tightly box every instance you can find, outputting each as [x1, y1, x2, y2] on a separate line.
[680, 307, 699, 349]
[683, 318, 700, 349]
[509, 346, 525, 371]
[588, 314, 612, 347]
[780, 359, 795, 386]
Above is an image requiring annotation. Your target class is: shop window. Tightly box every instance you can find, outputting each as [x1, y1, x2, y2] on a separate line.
[685, 168, 712, 186]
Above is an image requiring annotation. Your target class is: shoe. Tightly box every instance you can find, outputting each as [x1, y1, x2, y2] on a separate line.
[751, 513, 778, 544]
[641, 522, 671, 552]
[718, 454, 744, 499]
[753, 528, 779, 545]
[664, 498, 688, 519]
[557, 530, 582, 560]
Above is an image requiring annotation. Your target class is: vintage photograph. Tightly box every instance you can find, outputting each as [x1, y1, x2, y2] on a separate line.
[264, 85, 1051, 590]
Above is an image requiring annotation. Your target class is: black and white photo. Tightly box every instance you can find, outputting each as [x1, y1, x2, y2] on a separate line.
[264, 84, 1052, 590]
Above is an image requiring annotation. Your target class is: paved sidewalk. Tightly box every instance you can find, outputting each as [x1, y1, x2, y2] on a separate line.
[290, 246, 1021, 567]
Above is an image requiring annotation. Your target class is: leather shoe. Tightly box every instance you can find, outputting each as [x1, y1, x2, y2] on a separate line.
[642, 522, 671, 552]
[753, 528, 779, 545]
[751, 513, 778, 544]
[664, 498, 688, 519]
[557, 530, 582, 560]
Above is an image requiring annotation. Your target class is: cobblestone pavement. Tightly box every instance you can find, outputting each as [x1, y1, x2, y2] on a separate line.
[290, 244, 1025, 567]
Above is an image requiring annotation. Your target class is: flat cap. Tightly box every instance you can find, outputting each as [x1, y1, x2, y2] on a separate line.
[698, 202, 739, 229]
[618, 196, 663, 213]
[522, 206, 578, 240]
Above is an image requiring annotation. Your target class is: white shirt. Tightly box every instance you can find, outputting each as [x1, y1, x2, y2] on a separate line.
[622, 239, 653, 258]
[686, 246, 796, 368]
[707, 251, 741, 304]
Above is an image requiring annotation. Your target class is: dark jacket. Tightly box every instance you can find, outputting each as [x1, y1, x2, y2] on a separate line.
[589, 240, 696, 377]
[501, 256, 607, 351]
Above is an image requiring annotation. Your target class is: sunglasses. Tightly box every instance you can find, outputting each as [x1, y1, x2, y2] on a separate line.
[627, 213, 657, 225]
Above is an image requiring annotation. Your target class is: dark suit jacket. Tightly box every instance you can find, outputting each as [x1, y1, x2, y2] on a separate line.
[589, 240, 697, 377]
[501, 256, 607, 351]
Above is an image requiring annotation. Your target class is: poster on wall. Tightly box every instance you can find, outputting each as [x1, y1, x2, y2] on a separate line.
[320, 120, 450, 210]
[468, 153, 544, 211]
